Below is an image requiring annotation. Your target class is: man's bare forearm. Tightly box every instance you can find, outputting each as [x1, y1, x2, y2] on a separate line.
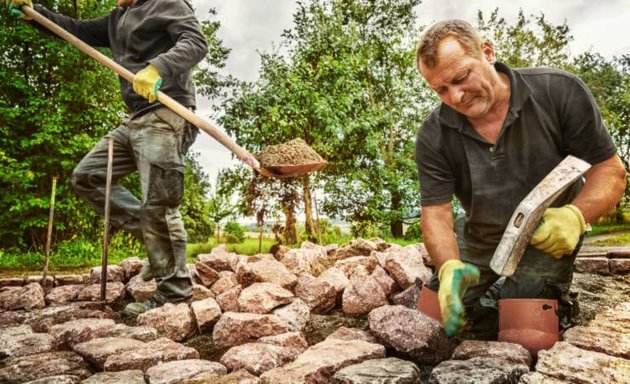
[421, 202, 460, 270]
[572, 154, 627, 224]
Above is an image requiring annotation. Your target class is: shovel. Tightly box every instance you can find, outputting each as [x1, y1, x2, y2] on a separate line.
[22, 6, 326, 178]
[489, 155, 591, 277]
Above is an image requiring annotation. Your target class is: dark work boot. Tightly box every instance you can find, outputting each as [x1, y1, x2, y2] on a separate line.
[121, 296, 163, 318]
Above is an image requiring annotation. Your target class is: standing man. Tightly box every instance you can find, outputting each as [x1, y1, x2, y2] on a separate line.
[414, 20, 626, 337]
[4, 0, 209, 316]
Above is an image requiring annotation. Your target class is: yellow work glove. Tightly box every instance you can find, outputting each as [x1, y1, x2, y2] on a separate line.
[3, 0, 32, 19]
[132, 64, 162, 103]
[438, 259, 480, 337]
[530, 204, 587, 259]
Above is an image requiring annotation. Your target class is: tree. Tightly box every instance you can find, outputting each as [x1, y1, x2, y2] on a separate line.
[207, 171, 240, 243]
[193, 8, 234, 102]
[0, 1, 232, 250]
[0, 0, 123, 250]
[181, 153, 214, 243]
[215, 5, 628, 239]
[569, 53, 630, 219]
[304, 0, 426, 238]
[476, 9, 629, 220]
[243, 171, 301, 244]
[218, 0, 427, 238]
[476, 9, 572, 68]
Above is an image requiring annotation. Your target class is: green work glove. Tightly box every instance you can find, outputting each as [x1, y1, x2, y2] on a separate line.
[438, 259, 480, 337]
[3, 0, 32, 19]
[530, 204, 587, 259]
[132, 64, 162, 103]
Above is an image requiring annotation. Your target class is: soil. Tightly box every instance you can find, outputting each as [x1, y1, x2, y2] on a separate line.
[303, 310, 370, 346]
[570, 272, 629, 324]
[255, 138, 325, 166]
[183, 334, 229, 362]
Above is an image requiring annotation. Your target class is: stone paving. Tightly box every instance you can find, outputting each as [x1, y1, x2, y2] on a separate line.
[0, 240, 627, 383]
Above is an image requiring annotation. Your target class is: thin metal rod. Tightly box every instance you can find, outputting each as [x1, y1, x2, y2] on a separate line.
[312, 182, 323, 245]
[42, 176, 57, 291]
[101, 136, 113, 302]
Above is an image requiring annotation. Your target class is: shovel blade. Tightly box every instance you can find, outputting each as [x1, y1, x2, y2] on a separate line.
[258, 161, 328, 178]
[490, 156, 591, 276]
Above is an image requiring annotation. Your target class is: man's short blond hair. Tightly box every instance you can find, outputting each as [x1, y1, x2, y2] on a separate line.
[416, 19, 485, 71]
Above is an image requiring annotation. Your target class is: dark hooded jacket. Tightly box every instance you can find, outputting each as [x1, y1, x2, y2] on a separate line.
[35, 0, 208, 117]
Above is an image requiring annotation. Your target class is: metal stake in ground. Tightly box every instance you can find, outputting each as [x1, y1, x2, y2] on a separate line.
[100, 136, 114, 302]
[42, 176, 57, 292]
[312, 184, 322, 245]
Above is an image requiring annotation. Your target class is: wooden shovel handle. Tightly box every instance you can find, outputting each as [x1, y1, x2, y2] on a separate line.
[22, 6, 261, 171]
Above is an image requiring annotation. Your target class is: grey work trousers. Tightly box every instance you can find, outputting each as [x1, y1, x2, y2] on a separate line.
[72, 107, 198, 303]
[427, 216, 580, 335]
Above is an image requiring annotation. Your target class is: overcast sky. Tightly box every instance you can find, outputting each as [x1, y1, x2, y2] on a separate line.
[189, 0, 630, 186]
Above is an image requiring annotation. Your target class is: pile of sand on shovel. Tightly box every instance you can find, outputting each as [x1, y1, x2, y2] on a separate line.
[255, 138, 325, 166]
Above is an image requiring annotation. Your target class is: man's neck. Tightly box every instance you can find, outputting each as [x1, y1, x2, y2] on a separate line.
[468, 72, 511, 144]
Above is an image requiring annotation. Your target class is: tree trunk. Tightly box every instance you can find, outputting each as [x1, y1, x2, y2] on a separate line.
[281, 184, 298, 244]
[302, 176, 314, 235]
[390, 192, 404, 238]
[283, 204, 298, 244]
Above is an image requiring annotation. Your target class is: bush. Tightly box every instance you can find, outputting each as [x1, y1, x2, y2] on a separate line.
[350, 221, 380, 238]
[224, 221, 245, 243]
[404, 221, 421, 241]
[0, 248, 44, 270]
[54, 238, 100, 266]
[109, 232, 145, 258]
[226, 234, 241, 243]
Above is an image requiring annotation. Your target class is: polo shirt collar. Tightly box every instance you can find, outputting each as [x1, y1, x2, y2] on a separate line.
[437, 62, 532, 131]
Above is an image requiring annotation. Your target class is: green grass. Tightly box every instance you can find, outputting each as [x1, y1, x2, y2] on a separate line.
[0, 250, 45, 270]
[2, 219, 627, 273]
[590, 231, 630, 246]
[384, 236, 424, 247]
[187, 237, 278, 259]
[587, 223, 630, 237]
[0, 246, 138, 276]
[187, 232, 354, 259]
[583, 219, 630, 246]
[0, 234, 145, 273]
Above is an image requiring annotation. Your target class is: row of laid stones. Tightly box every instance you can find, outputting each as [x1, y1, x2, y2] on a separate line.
[574, 247, 630, 275]
[1, 300, 628, 383]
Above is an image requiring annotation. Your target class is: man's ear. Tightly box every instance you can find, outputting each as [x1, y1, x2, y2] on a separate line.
[481, 41, 495, 64]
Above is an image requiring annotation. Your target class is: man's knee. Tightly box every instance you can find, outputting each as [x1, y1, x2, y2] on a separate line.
[71, 168, 91, 195]
[140, 205, 186, 237]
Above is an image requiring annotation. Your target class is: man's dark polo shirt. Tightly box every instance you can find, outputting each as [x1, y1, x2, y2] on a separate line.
[415, 62, 617, 247]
